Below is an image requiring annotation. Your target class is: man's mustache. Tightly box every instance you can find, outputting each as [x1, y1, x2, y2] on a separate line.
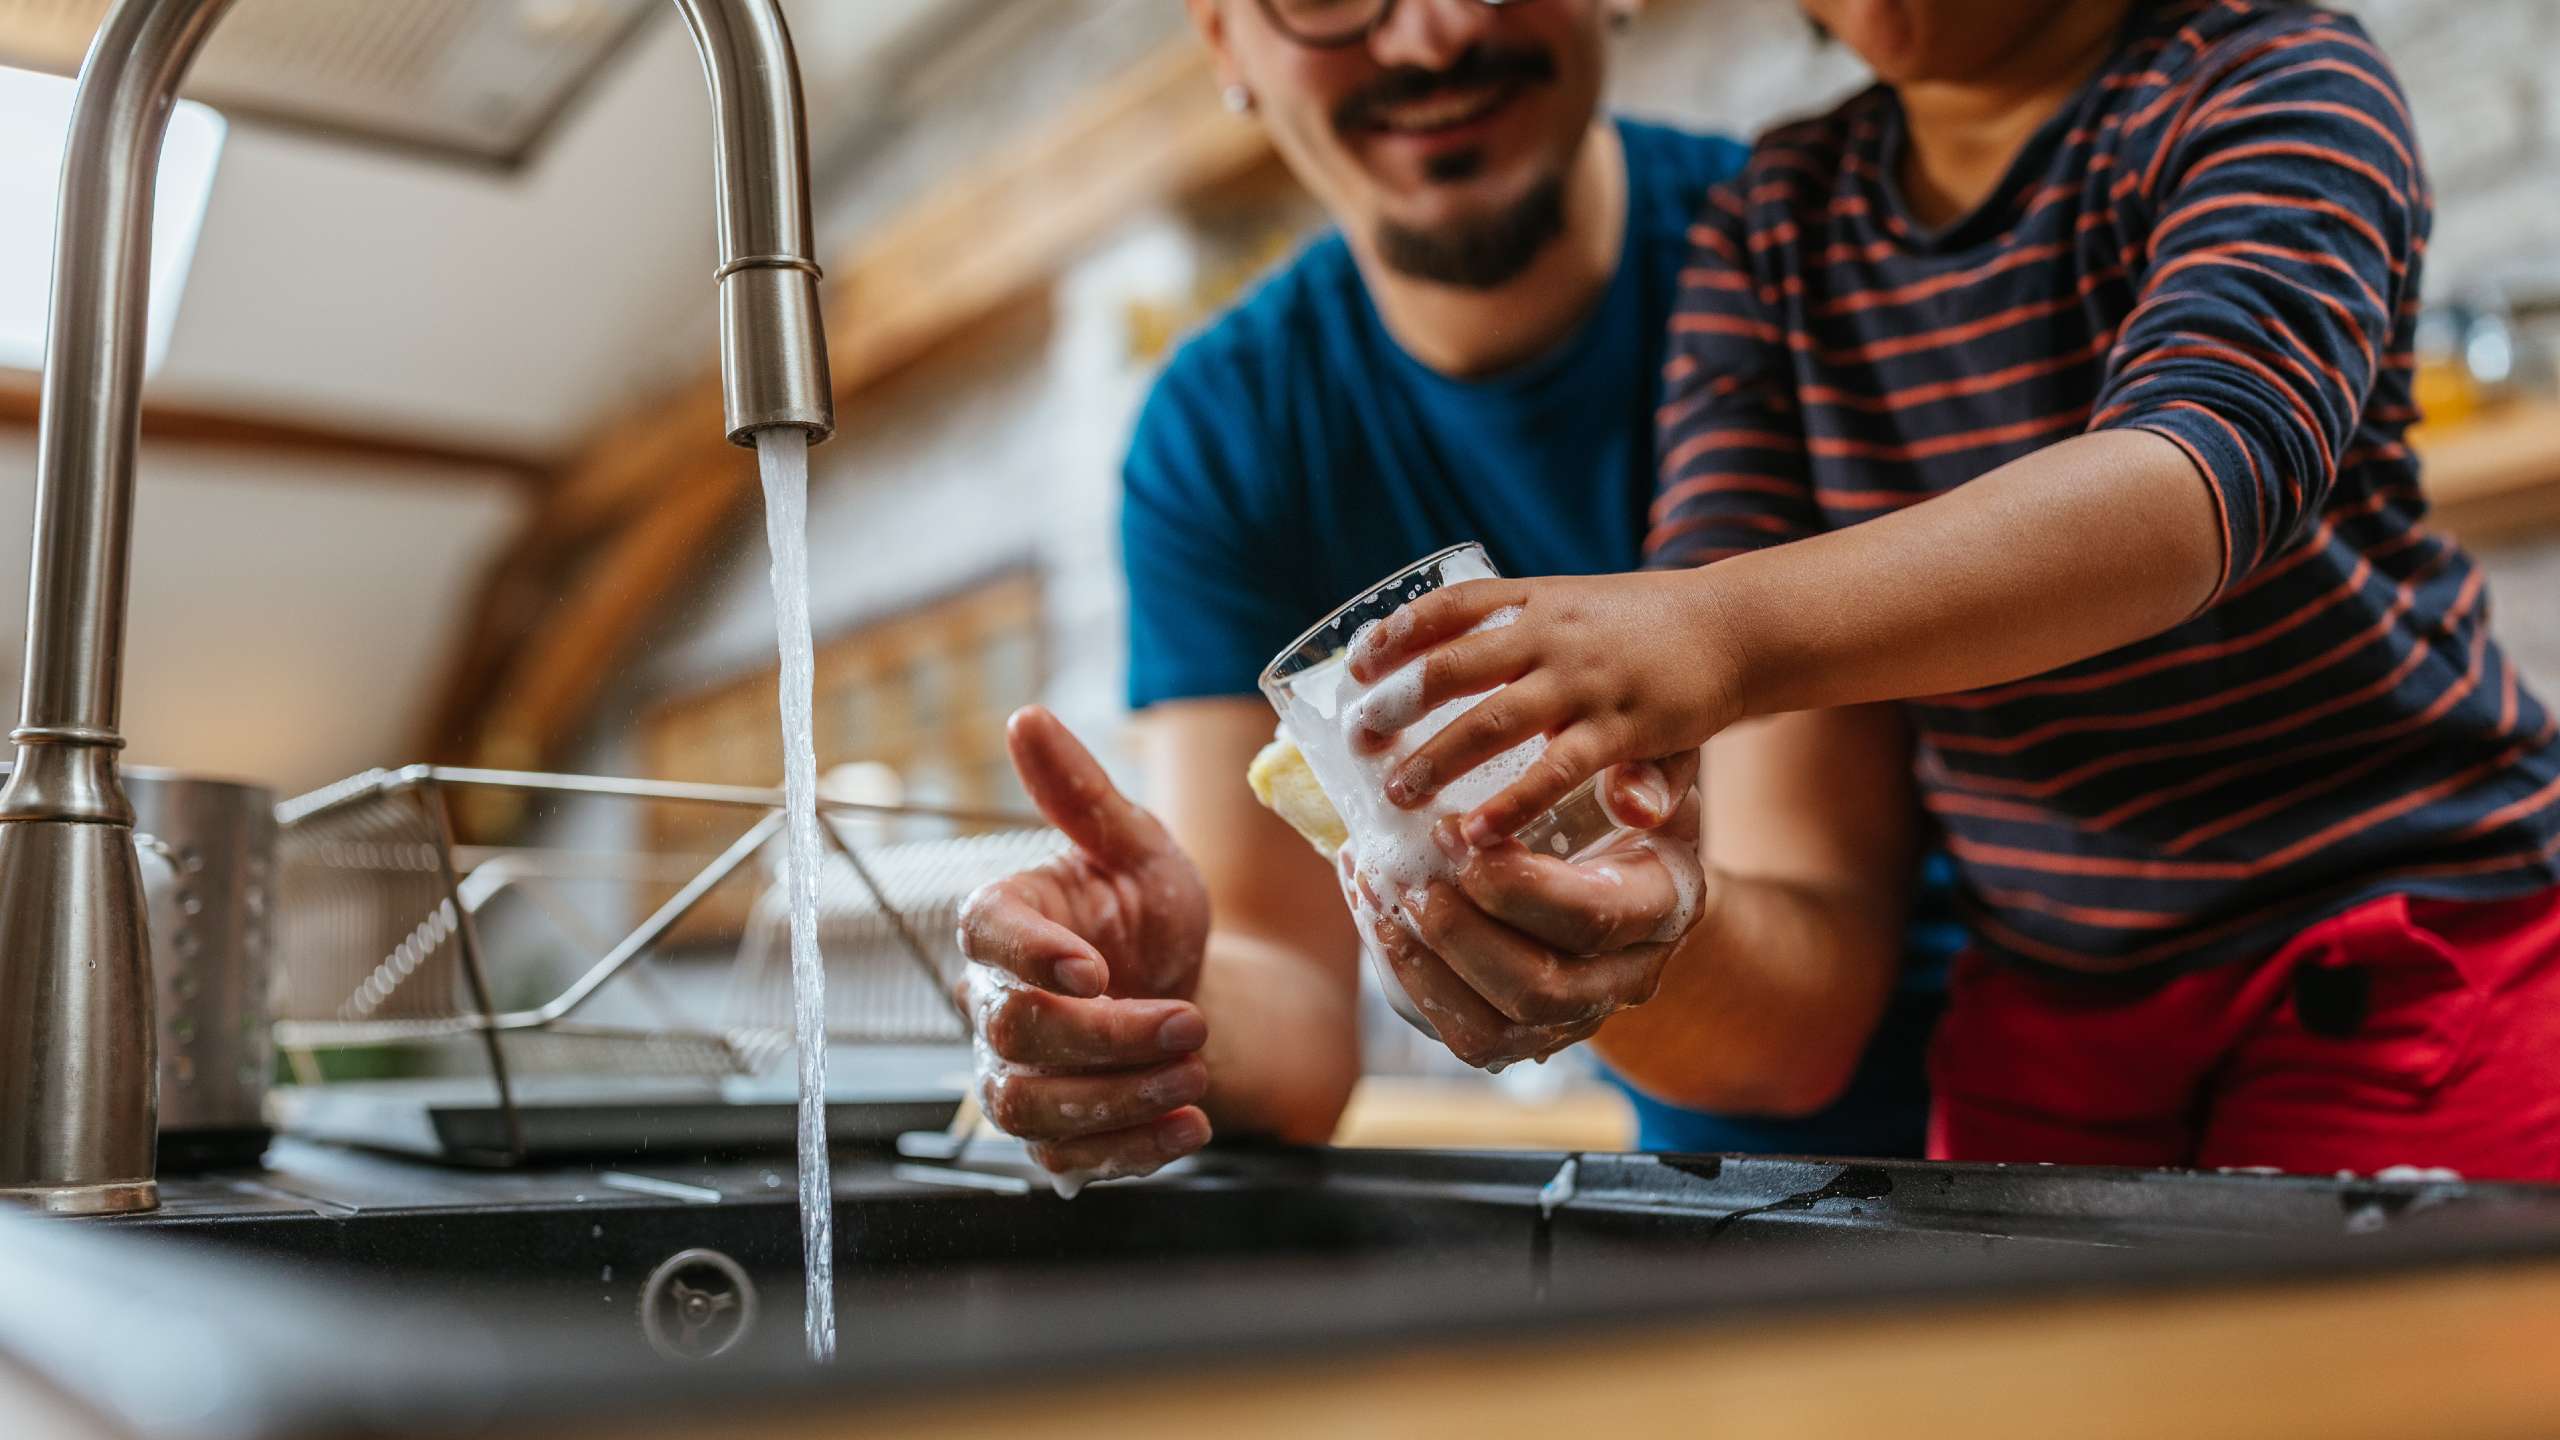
[1331, 44, 1559, 133]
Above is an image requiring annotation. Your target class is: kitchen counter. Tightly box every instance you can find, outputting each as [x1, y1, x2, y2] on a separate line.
[6, 1140, 2560, 1440]
[2422, 399, 2560, 541]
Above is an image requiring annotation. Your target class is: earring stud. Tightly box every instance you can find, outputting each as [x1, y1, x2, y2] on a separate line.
[1223, 83, 1255, 115]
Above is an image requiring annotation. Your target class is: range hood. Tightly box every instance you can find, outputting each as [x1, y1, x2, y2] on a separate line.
[0, 0, 661, 166]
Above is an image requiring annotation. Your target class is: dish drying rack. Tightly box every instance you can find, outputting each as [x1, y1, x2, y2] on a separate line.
[272, 766, 1063, 1157]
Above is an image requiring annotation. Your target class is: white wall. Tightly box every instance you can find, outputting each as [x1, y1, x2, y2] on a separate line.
[138, 0, 1199, 458]
[0, 439, 524, 797]
[149, 20, 723, 454]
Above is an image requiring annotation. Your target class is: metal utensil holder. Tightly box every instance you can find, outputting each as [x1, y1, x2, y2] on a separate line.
[272, 767, 1062, 1157]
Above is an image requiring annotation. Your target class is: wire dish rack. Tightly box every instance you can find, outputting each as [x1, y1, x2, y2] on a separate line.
[272, 767, 1064, 1153]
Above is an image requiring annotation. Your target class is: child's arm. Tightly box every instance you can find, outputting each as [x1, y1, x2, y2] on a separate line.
[1353, 429, 2220, 844]
[1357, 18, 2421, 849]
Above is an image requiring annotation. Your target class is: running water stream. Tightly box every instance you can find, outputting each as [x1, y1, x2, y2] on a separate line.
[756, 426, 835, 1363]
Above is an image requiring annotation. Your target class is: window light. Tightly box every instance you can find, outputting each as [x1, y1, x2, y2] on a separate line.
[0, 64, 224, 378]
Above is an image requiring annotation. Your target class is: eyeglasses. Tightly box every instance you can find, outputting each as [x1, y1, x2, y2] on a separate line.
[1253, 0, 1544, 50]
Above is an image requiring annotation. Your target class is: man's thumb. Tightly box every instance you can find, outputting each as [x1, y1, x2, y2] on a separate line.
[1006, 706, 1168, 866]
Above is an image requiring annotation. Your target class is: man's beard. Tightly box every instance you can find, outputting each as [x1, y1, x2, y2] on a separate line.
[1373, 173, 1568, 291]
[1334, 42, 1568, 291]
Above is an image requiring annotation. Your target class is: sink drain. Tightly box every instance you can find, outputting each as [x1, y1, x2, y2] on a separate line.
[639, 1248, 758, 1361]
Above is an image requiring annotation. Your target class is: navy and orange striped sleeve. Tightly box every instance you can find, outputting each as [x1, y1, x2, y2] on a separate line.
[2091, 16, 2425, 594]
[1648, 176, 1819, 570]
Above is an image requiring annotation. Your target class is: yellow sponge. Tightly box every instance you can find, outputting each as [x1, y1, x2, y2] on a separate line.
[1248, 733, 1348, 859]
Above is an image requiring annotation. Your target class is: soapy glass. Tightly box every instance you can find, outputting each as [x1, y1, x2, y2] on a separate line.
[1259, 543, 1620, 1037]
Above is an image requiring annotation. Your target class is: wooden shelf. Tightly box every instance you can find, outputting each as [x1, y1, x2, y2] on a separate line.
[2419, 400, 2560, 543]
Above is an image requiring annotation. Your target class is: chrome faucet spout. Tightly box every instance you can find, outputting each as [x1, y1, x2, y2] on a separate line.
[675, 0, 837, 444]
[0, 0, 837, 1215]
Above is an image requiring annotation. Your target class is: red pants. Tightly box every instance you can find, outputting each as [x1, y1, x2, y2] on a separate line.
[1930, 888, 2560, 1180]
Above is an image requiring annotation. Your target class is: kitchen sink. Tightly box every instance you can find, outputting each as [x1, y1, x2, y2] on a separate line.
[10, 1142, 2560, 1439]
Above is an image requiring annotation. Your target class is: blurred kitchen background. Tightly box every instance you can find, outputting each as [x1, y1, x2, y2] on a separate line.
[3, 0, 2558, 1147]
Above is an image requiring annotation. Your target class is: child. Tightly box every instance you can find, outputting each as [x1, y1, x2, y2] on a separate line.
[1347, 0, 2560, 1176]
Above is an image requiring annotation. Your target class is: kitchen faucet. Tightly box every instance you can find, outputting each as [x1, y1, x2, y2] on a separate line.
[0, 0, 836, 1215]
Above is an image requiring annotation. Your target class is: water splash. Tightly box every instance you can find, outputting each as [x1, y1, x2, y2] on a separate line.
[757, 426, 835, 1363]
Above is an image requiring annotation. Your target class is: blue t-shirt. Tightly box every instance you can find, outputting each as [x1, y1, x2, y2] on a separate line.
[1121, 118, 1952, 1158]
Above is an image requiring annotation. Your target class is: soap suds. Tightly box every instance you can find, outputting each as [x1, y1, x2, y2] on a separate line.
[1637, 833, 1706, 943]
[2374, 1164, 2464, 1183]
[1286, 617, 1549, 903]
[1538, 1156, 1580, 1219]
[1346, 658, 1430, 737]
[1047, 1158, 1143, 1201]
[1339, 852, 1443, 1041]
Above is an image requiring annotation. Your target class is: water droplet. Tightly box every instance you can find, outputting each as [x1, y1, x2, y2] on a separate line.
[572, 1193, 587, 1203]
[601, 1265, 613, 1282]
[590, 1224, 603, 1239]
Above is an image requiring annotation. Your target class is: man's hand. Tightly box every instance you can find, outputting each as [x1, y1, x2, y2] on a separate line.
[1345, 757, 1708, 1071]
[1345, 570, 1744, 850]
[957, 707, 1214, 1182]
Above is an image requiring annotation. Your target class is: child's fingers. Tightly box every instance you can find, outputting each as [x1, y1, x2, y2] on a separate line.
[1383, 679, 1567, 811]
[1460, 722, 1626, 850]
[1348, 625, 1533, 751]
[1348, 578, 1525, 684]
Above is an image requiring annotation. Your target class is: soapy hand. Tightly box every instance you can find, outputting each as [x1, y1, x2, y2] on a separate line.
[1347, 570, 1743, 851]
[956, 707, 1213, 1188]
[1342, 755, 1707, 1071]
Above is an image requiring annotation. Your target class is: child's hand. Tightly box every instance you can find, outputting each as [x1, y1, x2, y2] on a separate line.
[1347, 570, 1746, 849]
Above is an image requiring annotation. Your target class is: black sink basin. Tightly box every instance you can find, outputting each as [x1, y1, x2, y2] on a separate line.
[128, 1162, 1574, 1364]
[12, 1142, 2560, 1439]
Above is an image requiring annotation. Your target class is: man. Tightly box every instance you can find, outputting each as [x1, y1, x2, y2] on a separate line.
[957, 0, 1956, 1185]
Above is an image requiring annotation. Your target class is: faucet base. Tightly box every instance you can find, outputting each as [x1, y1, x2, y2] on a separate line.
[0, 1180, 157, 1216]
[0, 817, 158, 1209]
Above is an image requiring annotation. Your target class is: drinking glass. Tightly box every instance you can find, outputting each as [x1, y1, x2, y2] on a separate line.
[1260, 543, 1619, 1037]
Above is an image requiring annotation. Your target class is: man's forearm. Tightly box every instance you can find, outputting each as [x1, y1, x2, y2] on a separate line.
[1707, 430, 2225, 718]
[1194, 931, 1363, 1144]
[1595, 868, 1901, 1117]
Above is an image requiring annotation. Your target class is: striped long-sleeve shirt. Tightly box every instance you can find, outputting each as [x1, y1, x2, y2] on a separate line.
[1651, 0, 2560, 976]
